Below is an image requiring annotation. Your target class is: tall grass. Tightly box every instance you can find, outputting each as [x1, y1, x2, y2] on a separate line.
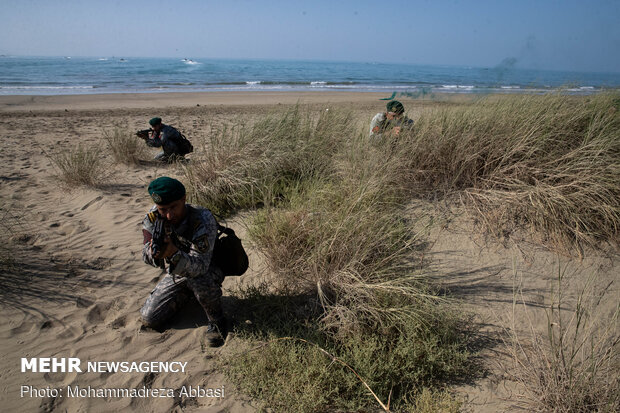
[103, 126, 147, 165]
[182, 96, 618, 410]
[182, 105, 355, 216]
[182, 106, 474, 410]
[47, 144, 108, 187]
[507, 267, 619, 412]
[397, 93, 620, 252]
[249, 162, 432, 335]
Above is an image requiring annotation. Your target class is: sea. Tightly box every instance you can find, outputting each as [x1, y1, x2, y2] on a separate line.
[1, 56, 619, 96]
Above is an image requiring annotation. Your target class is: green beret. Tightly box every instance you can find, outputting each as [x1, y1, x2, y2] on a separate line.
[148, 177, 186, 205]
[386, 100, 404, 114]
[149, 117, 162, 126]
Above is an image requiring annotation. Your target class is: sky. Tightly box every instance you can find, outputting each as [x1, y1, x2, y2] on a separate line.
[1, 0, 619, 73]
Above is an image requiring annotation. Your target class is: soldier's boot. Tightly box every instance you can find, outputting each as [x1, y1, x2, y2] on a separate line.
[204, 317, 227, 347]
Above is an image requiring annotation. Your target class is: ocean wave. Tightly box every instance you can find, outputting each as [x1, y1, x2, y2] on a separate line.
[246, 81, 261, 85]
[567, 86, 597, 92]
[439, 85, 475, 90]
[157, 82, 195, 86]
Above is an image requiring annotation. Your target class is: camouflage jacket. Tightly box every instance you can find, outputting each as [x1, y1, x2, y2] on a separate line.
[142, 204, 218, 279]
[369, 112, 414, 139]
[145, 124, 182, 155]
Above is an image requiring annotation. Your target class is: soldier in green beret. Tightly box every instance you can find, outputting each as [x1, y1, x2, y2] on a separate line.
[369, 100, 414, 140]
[140, 117, 193, 162]
[140, 176, 226, 346]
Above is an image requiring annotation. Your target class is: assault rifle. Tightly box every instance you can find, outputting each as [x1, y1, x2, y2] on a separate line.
[150, 216, 191, 272]
[150, 218, 167, 269]
[136, 129, 152, 140]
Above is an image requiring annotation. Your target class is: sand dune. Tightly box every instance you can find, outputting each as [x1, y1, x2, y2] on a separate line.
[1, 92, 617, 412]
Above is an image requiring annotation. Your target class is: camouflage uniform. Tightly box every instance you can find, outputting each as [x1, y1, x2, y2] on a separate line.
[369, 112, 414, 139]
[144, 124, 183, 161]
[140, 204, 224, 327]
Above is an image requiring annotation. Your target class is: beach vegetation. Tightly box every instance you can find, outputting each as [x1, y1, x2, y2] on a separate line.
[395, 92, 620, 253]
[186, 93, 618, 411]
[185, 105, 474, 411]
[47, 144, 108, 187]
[103, 126, 147, 165]
[506, 267, 619, 412]
[224, 282, 469, 413]
[182, 105, 355, 217]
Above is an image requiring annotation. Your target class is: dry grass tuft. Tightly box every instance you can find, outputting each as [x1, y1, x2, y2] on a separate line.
[397, 93, 620, 252]
[103, 126, 148, 165]
[182, 105, 355, 216]
[507, 267, 619, 412]
[47, 144, 109, 187]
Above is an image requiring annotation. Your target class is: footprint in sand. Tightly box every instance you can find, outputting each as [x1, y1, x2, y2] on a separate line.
[10, 319, 35, 335]
[40, 320, 54, 330]
[109, 315, 127, 329]
[76, 297, 94, 308]
[86, 302, 112, 324]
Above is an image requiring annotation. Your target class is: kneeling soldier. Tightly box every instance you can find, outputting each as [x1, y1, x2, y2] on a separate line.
[140, 177, 226, 346]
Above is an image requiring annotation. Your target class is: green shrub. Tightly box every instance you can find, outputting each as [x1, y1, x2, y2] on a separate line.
[224, 284, 471, 412]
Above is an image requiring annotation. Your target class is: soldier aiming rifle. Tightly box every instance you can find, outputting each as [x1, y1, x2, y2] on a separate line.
[137, 117, 193, 162]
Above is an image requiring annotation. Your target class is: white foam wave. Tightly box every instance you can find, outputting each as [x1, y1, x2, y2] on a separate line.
[440, 85, 475, 90]
[310, 81, 327, 86]
[246, 81, 261, 85]
[501, 86, 520, 89]
[567, 86, 597, 92]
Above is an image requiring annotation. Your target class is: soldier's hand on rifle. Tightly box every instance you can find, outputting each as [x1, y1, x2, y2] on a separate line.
[152, 236, 179, 259]
[136, 129, 152, 140]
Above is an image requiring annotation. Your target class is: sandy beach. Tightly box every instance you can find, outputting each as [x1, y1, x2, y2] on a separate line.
[0, 91, 617, 413]
[0, 91, 394, 112]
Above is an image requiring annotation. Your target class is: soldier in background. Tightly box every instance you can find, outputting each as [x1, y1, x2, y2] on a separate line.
[140, 177, 226, 346]
[369, 100, 414, 140]
[139, 117, 191, 162]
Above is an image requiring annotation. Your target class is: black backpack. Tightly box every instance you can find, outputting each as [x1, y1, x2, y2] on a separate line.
[175, 132, 194, 156]
[212, 224, 249, 276]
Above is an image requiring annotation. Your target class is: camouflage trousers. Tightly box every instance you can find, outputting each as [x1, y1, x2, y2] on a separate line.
[140, 267, 225, 328]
